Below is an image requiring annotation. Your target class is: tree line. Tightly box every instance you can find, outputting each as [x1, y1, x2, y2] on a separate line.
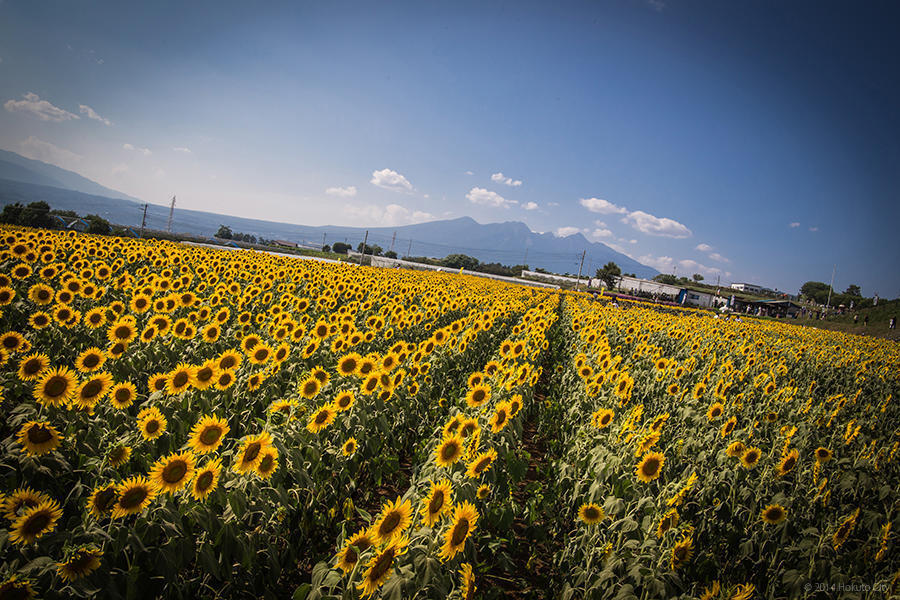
[0, 201, 113, 235]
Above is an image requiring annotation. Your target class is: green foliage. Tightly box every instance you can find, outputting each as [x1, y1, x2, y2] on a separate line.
[595, 262, 622, 290]
[331, 242, 351, 255]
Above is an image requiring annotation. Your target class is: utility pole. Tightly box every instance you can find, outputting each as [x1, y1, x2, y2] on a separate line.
[322, 232, 326, 250]
[407, 238, 412, 258]
[360, 230, 368, 265]
[389, 231, 396, 254]
[166, 196, 176, 233]
[575, 250, 586, 291]
[826, 264, 836, 309]
[140, 203, 148, 238]
[523, 247, 528, 269]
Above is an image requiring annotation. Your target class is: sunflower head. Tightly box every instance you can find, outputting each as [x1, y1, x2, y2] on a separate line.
[636, 452, 665, 483]
[761, 503, 787, 525]
[577, 502, 605, 525]
[57, 546, 102, 582]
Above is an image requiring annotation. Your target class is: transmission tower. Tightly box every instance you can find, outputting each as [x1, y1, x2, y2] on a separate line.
[166, 196, 176, 233]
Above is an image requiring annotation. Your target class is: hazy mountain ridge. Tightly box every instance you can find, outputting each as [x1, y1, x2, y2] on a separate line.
[0, 152, 657, 278]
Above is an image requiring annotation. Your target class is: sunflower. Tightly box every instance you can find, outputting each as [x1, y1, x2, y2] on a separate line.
[87, 482, 118, 518]
[0, 331, 26, 353]
[357, 536, 409, 598]
[371, 496, 413, 544]
[592, 408, 614, 429]
[476, 484, 491, 500]
[459, 418, 480, 439]
[421, 480, 453, 527]
[16, 421, 62, 456]
[656, 508, 679, 537]
[706, 402, 724, 420]
[670, 534, 694, 569]
[720, 416, 737, 437]
[189, 415, 230, 454]
[111, 476, 158, 519]
[435, 434, 465, 467]
[9, 498, 63, 545]
[577, 502, 605, 525]
[333, 390, 356, 412]
[74, 372, 113, 409]
[777, 449, 799, 476]
[298, 376, 322, 399]
[726, 441, 745, 458]
[730, 584, 756, 600]
[216, 349, 242, 371]
[84, 307, 107, 329]
[740, 447, 762, 469]
[307, 404, 336, 433]
[666, 383, 680, 396]
[360, 373, 380, 395]
[29, 311, 52, 329]
[255, 446, 279, 479]
[107, 444, 132, 468]
[460, 563, 476, 600]
[191, 458, 222, 501]
[439, 501, 479, 561]
[28, 283, 55, 305]
[109, 382, 137, 409]
[233, 431, 273, 473]
[336, 529, 375, 573]
[150, 451, 197, 494]
[465, 385, 491, 408]
[33, 366, 77, 407]
[466, 448, 498, 478]
[636, 452, 665, 483]
[761, 503, 787, 525]
[3, 487, 51, 521]
[57, 545, 102, 582]
[17, 353, 50, 381]
[106, 319, 137, 345]
[814, 447, 833, 463]
[186, 361, 216, 391]
[699, 581, 721, 600]
[342, 437, 358, 456]
[137, 407, 167, 440]
[0, 575, 36, 600]
[214, 369, 236, 390]
[73, 348, 106, 374]
[166, 364, 195, 395]
[832, 508, 859, 550]
[489, 402, 511, 433]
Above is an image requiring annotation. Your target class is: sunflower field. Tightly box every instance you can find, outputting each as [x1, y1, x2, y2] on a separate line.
[0, 226, 897, 600]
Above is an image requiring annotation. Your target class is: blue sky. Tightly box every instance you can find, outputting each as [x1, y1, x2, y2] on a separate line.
[1, 0, 898, 296]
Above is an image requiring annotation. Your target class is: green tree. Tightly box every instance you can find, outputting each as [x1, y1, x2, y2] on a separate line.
[322, 244, 331, 253]
[692, 273, 704, 282]
[85, 214, 111, 235]
[0, 203, 25, 225]
[653, 274, 678, 285]
[332, 242, 351, 254]
[844, 284, 861, 297]
[800, 281, 831, 304]
[384, 250, 398, 259]
[595, 261, 622, 290]
[216, 225, 233, 239]
[441, 254, 480, 271]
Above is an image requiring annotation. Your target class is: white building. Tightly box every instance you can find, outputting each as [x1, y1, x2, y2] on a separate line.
[730, 282, 774, 295]
[589, 275, 681, 298]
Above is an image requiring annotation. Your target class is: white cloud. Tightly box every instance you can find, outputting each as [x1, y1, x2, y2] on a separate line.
[325, 185, 357, 198]
[629, 239, 637, 244]
[695, 243, 713, 252]
[111, 164, 129, 175]
[523, 201, 538, 211]
[341, 203, 434, 227]
[123, 143, 151, 156]
[4, 92, 79, 122]
[466, 187, 516, 208]
[622, 210, 692, 238]
[547, 202, 559, 207]
[594, 220, 608, 228]
[580, 197, 627, 214]
[789, 222, 800, 228]
[590, 228, 614, 240]
[17, 136, 82, 170]
[173, 146, 192, 154]
[78, 104, 112, 126]
[555, 226, 582, 238]
[465, 170, 474, 175]
[809, 226, 819, 232]
[491, 172, 523, 187]
[708, 252, 730, 263]
[371, 168, 413, 193]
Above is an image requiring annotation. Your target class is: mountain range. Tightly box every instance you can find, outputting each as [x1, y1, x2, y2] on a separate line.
[0, 151, 657, 278]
